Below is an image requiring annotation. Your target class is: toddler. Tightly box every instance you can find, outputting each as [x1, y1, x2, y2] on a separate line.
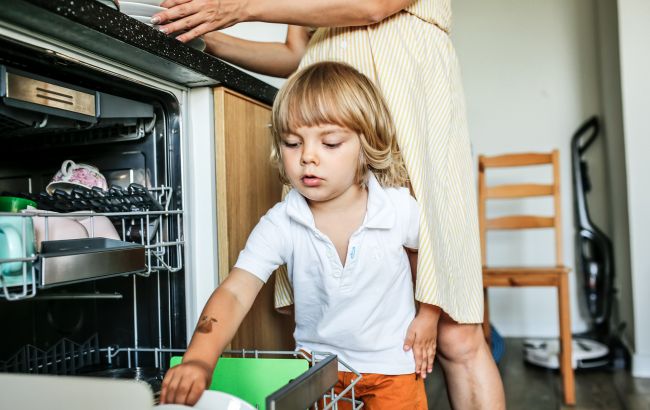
[161, 61, 428, 409]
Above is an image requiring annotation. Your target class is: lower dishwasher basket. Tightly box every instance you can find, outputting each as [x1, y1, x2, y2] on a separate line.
[170, 350, 363, 410]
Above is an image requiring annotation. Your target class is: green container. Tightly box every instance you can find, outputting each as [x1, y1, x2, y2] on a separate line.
[0, 197, 37, 213]
[170, 355, 309, 410]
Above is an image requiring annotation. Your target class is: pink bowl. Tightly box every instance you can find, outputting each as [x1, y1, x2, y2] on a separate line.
[47, 160, 108, 194]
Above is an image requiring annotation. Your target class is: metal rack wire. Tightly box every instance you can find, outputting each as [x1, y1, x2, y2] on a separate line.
[0, 186, 184, 301]
[0, 334, 101, 375]
[0, 336, 364, 410]
[131, 347, 364, 410]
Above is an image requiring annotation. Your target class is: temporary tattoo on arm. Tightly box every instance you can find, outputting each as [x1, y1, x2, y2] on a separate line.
[197, 315, 218, 333]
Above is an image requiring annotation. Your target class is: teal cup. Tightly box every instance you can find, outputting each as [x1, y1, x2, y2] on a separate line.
[0, 215, 35, 276]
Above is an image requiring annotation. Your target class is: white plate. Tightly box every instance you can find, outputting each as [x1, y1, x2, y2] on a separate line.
[120, 1, 166, 17]
[95, 0, 119, 10]
[194, 390, 256, 410]
[121, 0, 164, 6]
[186, 36, 206, 51]
[155, 391, 255, 410]
[129, 14, 155, 25]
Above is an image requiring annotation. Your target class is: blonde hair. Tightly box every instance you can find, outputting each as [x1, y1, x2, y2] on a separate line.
[270, 61, 409, 188]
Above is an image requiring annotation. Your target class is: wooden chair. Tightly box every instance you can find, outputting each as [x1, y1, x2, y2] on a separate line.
[478, 150, 575, 405]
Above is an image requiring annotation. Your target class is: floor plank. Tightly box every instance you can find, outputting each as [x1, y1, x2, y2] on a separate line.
[424, 338, 650, 410]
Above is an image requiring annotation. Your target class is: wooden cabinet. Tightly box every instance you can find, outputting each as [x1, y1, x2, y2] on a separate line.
[213, 87, 294, 350]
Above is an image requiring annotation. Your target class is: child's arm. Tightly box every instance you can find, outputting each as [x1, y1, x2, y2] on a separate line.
[160, 268, 264, 405]
[403, 249, 442, 379]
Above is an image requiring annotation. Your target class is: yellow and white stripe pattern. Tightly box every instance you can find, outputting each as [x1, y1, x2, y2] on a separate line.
[274, 0, 483, 323]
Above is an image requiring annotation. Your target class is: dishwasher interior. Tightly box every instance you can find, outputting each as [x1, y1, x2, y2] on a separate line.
[0, 37, 187, 387]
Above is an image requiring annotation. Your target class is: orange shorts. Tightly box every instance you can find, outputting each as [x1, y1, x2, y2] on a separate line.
[325, 371, 428, 410]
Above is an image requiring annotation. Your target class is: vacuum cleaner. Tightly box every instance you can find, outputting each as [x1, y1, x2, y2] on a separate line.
[523, 116, 628, 370]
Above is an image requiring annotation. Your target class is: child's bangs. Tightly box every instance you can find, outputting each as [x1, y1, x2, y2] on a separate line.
[276, 76, 357, 136]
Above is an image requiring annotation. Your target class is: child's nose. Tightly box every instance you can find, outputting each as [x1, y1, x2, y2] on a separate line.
[300, 145, 319, 165]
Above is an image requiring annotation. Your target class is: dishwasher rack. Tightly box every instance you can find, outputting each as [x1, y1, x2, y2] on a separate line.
[0, 186, 183, 301]
[136, 348, 364, 410]
[0, 341, 364, 410]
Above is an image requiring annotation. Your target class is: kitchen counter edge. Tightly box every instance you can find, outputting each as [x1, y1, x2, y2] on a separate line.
[0, 0, 278, 105]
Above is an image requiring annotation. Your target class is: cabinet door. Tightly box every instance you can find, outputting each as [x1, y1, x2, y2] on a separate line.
[213, 87, 294, 350]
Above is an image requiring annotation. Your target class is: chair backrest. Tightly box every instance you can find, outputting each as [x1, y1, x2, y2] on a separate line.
[478, 150, 563, 267]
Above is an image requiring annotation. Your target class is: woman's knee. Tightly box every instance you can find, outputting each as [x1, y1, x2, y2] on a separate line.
[436, 314, 487, 364]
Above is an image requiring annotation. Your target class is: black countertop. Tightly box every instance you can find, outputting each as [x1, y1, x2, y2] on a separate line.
[0, 0, 277, 105]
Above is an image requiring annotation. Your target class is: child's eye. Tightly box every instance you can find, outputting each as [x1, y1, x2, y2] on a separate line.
[323, 142, 342, 149]
[282, 141, 300, 148]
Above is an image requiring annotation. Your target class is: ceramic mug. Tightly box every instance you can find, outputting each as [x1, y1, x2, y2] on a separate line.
[72, 213, 120, 240]
[0, 215, 35, 276]
[46, 160, 108, 195]
[24, 209, 90, 252]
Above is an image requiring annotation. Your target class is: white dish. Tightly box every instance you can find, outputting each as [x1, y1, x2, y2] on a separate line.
[122, 0, 164, 6]
[95, 0, 119, 10]
[120, 1, 166, 17]
[186, 36, 206, 52]
[155, 391, 255, 410]
[129, 14, 156, 25]
[195, 390, 256, 410]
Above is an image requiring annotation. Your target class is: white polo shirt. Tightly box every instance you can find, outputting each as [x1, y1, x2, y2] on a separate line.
[234, 173, 419, 374]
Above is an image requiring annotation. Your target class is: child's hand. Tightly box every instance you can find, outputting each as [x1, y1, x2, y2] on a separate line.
[159, 359, 212, 405]
[403, 303, 442, 379]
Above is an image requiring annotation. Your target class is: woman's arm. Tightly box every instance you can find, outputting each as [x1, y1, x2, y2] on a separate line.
[160, 268, 264, 405]
[203, 25, 310, 78]
[154, 0, 415, 43]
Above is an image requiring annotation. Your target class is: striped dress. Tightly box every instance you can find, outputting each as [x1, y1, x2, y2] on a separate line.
[274, 0, 483, 323]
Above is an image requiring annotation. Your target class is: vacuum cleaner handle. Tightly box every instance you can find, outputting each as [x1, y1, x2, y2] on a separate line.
[572, 116, 599, 155]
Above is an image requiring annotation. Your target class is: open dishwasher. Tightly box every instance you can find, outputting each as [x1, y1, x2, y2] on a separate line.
[0, 35, 187, 388]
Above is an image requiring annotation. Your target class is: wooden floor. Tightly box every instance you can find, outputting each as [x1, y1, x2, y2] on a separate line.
[424, 338, 650, 410]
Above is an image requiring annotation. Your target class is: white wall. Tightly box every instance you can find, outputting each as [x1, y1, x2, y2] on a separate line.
[617, 0, 650, 379]
[452, 0, 606, 337]
[219, 5, 646, 353]
[594, 0, 635, 353]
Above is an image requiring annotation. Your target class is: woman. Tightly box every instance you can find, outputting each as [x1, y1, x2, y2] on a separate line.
[153, 1, 505, 408]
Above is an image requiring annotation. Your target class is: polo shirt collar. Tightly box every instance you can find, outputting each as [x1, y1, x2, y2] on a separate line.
[364, 172, 395, 229]
[285, 172, 395, 230]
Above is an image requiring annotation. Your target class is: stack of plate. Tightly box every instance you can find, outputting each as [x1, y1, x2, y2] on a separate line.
[119, 0, 206, 51]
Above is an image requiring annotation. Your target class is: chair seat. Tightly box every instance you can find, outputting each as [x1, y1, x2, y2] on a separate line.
[483, 265, 570, 287]
[484, 265, 570, 274]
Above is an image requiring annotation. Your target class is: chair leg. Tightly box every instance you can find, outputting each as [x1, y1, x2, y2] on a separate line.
[558, 275, 575, 405]
[482, 287, 491, 344]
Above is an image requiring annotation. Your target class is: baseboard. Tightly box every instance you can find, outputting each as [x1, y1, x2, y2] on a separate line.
[633, 353, 650, 378]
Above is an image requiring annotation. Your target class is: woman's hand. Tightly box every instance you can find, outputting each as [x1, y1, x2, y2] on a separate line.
[403, 303, 442, 378]
[152, 0, 248, 43]
[159, 359, 212, 405]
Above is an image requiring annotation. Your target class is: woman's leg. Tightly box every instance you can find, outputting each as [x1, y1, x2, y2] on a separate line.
[436, 312, 506, 410]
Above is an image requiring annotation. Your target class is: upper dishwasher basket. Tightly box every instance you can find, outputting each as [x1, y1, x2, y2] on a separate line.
[0, 186, 184, 301]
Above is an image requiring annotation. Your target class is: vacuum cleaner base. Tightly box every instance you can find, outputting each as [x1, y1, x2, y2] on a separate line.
[523, 338, 609, 369]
